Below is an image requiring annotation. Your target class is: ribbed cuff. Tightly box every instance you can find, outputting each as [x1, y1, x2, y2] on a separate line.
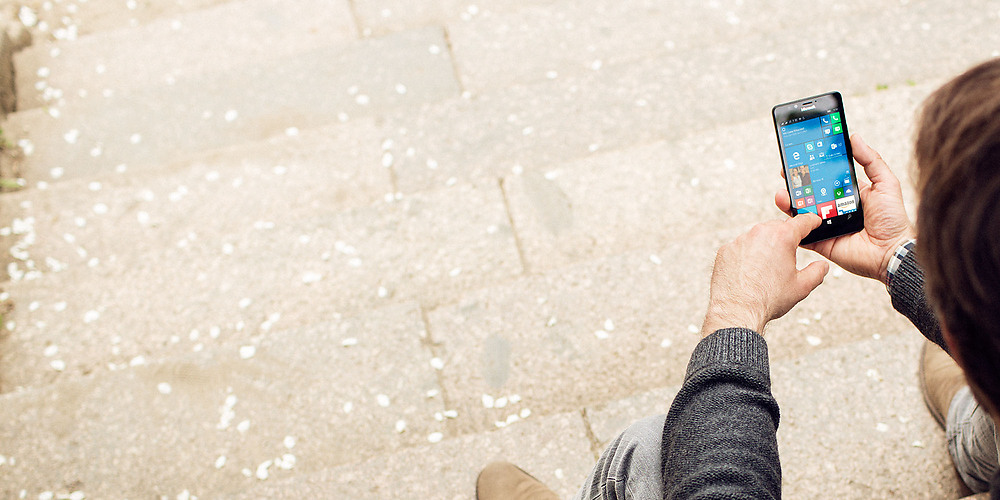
[686, 328, 770, 382]
[885, 241, 947, 349]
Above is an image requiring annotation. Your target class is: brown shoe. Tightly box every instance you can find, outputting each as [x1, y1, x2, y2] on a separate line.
[476, 462, 560, 500]
[919, 341, 969, 429]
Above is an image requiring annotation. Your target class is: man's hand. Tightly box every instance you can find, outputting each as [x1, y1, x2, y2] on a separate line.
[775, 135, 915, 283]
[702, 214, 830, 336]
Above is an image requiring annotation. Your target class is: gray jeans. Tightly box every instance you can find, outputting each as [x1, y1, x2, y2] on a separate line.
[573, 388, 1000, 498]
[573, 414, 665, 500]
[947, 386, 1000, 493]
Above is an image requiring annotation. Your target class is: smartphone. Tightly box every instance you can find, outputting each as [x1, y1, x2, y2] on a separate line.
[773, 92, 864, 244]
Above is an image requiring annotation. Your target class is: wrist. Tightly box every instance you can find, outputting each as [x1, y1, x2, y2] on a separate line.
[878, 234, 917, 284]
[702, 303, 767, 337]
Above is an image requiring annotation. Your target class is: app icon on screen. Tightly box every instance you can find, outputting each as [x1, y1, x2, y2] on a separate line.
[804, 196, 815, 206]
[820, 187, 828, 196]
[834, 179, 842, 187]
[834, 188, 844, 198]
[804, 186, 813, 195]
[842, 175, 851, 185]
[796, 198, 806, 209]
[824, 128, 832, 135]
[794, 188, 803, 198]
[793, 152, 801, 160]
[833, 124, 843, 134]
[817, 201, 838, 219]
[821, 116, 831, 125]
[831, 113, 841, 123]
[836, 196, 857, 214]
[806, 143, 814, 151]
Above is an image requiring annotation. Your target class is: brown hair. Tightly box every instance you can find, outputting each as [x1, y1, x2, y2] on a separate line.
[915, 57, 1000, 413]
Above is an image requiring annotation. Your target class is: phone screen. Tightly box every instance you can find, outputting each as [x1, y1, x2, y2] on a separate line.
[773, 92, 863, 243]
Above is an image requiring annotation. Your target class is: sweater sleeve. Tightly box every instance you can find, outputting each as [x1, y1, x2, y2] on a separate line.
[885, 240, 947, 351]
[660, 328, 781, 500]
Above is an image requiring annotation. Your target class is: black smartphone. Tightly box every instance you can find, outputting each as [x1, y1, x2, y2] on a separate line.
[772, 92, 864, 244]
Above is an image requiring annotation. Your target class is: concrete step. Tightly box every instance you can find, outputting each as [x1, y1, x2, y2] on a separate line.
[0, 302, 454, 499]
[15, 0, 357, 110]
[0, 116, 395, 276]
[230, 407, 595, 500]
[9, 0, 995, 191]
[378, 0, 1000, 195]
[0, 194, 912, 429]
[0, 176, 522, 392]
[3, 25, 460, 185]
[0, 76, 932, 285]
[447, 0, 915, 93]
[350, 0, 555, 37]
[0, 80, 931, 393]
[233, 333, 963, 499]
[17, 0, 235, 41]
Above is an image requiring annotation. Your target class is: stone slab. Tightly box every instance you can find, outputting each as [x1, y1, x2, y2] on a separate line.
[427, 232, 919, 437]
[0, 302, 449, 499]
[16, 0, 357, 110]
[447, 0, 907, 92]
[385, 1, 1000, 194]
[351, 0, 554, 37]
[585, 385, 678, 450]
[16, 0, 230, 39]
[0, 116, 392, 272]
[425, 236, 720, 437]
[586, 334, 964, 499]
[234, 410, 595, 499]
[4, 26, 459, 184]
[502, 81, 934, 272]
[0, 180, 522, 391]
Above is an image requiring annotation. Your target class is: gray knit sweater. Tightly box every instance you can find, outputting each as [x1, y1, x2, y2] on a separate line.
[658, 244, 999, 499]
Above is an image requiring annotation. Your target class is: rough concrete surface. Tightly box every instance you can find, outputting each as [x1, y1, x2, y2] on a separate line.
[0, 0, 993, 498]
[14, 0, 357, 110]
[5, 26, 461, 184]
[0, 303, 449, 498]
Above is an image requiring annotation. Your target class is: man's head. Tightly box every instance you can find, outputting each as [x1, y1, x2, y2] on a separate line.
[916, 57, 1000, 414]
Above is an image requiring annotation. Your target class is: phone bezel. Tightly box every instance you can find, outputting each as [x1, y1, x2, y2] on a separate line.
[772, 91, 864, 244]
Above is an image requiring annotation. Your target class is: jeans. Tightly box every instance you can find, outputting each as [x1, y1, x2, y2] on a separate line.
[573, 414, 665, 500]
[947, 386, 1000, 493]
[573, 387, 1000, 498]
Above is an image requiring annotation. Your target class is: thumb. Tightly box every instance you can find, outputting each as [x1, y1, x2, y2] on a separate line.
[851, 135, 897, 188]
[796, 260, 830, 297]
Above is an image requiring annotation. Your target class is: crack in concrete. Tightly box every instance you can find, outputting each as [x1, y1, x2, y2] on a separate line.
[580, 408, 603, 462]
[498, 177, 530, 275]
[441, 26, 466, 94]
[345, 0, 365, 39]
[418, 304, 456, 434]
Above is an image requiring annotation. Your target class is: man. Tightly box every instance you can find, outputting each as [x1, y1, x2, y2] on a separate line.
[476, 58, 1000, 499]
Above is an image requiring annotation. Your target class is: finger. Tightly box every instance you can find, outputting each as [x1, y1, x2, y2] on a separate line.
[787, 212, 823, 241]
[774, 189, 792, 216]
[851, 135, 899, 188]
[796, 260, 830, 296]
